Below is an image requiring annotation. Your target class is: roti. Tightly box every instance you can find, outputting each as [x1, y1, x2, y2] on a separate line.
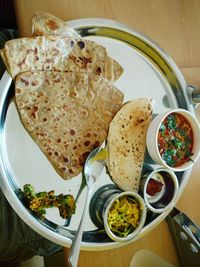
[32, 11, 80, 38]
[106, 98, 153, 191]
[15, 71, 124, 179]
[1, 35, 123, 81]
[1, 35, 73, 79]
[31, 11, 123, 82]
[66, 39, 123, 82]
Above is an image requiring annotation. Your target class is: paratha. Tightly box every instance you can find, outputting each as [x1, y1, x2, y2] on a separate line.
[31, 11, 123, 82]
[1, 36, 123, 81]
[15, 71, 124, 179]
[1, 35, 73, 79]
[106, 98, 153, 191]
[32, 11, 80, 38]
[66, 39, 123, 82]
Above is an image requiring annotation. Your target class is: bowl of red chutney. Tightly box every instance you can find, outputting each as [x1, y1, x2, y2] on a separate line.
[146, 109, 200, 172]
[140, 168, 179, 213]
[140, 170, 179, 213]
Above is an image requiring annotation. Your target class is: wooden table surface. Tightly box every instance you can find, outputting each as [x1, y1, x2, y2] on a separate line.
[14, 1, 200, 266]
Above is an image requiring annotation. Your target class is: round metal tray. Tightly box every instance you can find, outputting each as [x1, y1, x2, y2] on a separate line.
[0, 18, 195, 250]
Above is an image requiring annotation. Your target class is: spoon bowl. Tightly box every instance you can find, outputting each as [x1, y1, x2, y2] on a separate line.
[84, 146, 108, 182]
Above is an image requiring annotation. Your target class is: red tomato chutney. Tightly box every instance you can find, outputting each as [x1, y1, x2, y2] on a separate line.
[158, 112, 194, 167]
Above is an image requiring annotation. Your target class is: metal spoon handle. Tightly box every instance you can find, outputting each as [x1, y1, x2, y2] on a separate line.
[68, 184, 93, 267]
[64, 173, 86, 226]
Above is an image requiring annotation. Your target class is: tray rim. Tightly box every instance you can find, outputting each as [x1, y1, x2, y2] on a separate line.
[0, 18, 195, 250]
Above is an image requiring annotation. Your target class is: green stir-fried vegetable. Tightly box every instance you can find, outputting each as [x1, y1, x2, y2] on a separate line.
[22, 184, 75, 219]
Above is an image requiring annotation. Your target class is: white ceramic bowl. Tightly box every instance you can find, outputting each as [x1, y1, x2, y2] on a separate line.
[140, 168, 179, 213]
[146, 109, 200, 172]
[103, 191, 146, 242]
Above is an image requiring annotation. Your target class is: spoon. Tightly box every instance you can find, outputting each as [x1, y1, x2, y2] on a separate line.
[64, 147, 108, 226]
[68, 146, 108, 267]
[64, 175, 87, 226]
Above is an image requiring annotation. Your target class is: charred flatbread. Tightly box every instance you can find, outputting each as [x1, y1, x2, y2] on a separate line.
[31, 11, 123, 82]
[1, 36, 123, 81]
[66, 39, 123, 82]
[1, 35, 73, 79]
[32, 11, 80, 38]
[106, 98, 153, 191]
[15, 71, 124, 179]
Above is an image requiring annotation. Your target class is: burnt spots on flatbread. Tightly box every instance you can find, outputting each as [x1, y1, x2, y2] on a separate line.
[46, 19, 59, 31]
[70, 40, 75, 47]
[84, 140, 91, 147]
[69, 129, 76, 136]
[77, 41, 85, 49]
[95, 67, 102, 75]
[78, 151, 90, 165]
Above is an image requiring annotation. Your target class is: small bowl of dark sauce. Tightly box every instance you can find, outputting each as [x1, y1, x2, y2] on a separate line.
[140, 168, 179, 213]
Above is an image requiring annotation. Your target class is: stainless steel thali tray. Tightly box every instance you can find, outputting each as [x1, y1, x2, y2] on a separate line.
[0, 18, 197, 250]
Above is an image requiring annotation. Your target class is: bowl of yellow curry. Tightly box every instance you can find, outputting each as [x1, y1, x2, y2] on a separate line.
[103, 191, 146, 242]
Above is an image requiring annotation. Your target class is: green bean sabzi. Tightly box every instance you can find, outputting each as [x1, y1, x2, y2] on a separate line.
[22, 184, 75, 219]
